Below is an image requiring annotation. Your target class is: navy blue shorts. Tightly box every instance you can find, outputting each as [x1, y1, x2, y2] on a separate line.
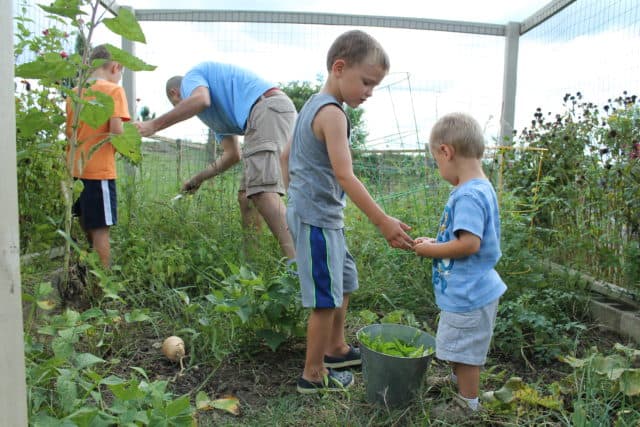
[72, 179, 117, 230]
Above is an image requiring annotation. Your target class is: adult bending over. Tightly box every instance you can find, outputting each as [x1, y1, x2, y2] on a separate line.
[135, 62, 296, 260]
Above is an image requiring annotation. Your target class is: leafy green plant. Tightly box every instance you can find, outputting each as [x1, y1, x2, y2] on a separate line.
[201, 262, 305, 352]
[493, 288, 588, 364]
[358, 331, 433, 358]
[558, 344, 640, 426]
[505, 92, 640, 290]
[23, 283, 196, 426]
[15, 0, 153, 295]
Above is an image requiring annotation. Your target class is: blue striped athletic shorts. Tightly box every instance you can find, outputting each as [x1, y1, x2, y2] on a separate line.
[286, 207, 359, 308]
[72, 178, 117, 230]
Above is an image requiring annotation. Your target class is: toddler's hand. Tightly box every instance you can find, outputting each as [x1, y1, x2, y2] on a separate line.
[414, 237, 436, 246]
[413, 236, 437, 257]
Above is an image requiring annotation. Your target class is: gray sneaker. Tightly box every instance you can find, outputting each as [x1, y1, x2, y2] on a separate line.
[296, 369, 354, 394]
[324, 344, 361, 368]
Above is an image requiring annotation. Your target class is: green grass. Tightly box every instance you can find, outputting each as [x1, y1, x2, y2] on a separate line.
[20, 148, 640, 426]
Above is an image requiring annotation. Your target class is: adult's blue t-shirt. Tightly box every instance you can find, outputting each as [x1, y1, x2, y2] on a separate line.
[432, 178, 507, 312]
[180, 62, 274, 136]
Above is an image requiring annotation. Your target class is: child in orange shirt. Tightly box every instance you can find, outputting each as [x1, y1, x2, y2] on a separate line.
[66, 44, 130, 267]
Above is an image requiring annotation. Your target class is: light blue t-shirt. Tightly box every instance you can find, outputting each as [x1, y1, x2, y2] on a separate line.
[180, 62, 274, 137]
[432, 178, 507, 312]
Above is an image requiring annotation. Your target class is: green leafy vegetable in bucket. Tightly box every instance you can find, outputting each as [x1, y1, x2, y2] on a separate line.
[359, 331, 435, 358]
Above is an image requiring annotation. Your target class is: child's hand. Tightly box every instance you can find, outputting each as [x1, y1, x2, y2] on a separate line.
[413, 237, 437, 257]
[378, 216, 413, 250]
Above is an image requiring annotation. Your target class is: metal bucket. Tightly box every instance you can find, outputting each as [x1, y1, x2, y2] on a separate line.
[357, 323, 435, 407]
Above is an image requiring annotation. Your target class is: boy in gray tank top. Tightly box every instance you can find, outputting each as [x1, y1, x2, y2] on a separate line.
[281, 30, 414, 394]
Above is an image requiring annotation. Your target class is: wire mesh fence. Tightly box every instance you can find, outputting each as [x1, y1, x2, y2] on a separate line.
[14, 0, 640, 292]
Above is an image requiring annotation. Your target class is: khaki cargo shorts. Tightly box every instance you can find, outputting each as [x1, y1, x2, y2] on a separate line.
[240, 90, 296, 197]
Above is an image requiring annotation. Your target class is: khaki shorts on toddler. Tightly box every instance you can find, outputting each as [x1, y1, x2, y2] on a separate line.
[435, 298, 499, 366]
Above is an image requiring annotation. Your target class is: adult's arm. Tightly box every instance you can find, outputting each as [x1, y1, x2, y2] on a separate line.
[135, 86, 211, 137]
[182, 135, 241, 192]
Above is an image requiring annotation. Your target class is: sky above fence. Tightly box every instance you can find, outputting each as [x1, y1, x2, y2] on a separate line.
[87, 1, 639, 150]
[115, 0, 548, 24]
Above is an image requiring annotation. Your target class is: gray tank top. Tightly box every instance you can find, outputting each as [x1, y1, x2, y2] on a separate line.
[288, 93, 351, 229]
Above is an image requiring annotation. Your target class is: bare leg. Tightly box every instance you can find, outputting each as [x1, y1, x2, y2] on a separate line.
[452, 362, 480, 399]
[249, 191, 295, 260]
[237, 190, 263, 231]
[326, 294, 351, 357]
[238, 191, 263, 260]
[88, 227, 111, 268]
[302, 308, 335, 382]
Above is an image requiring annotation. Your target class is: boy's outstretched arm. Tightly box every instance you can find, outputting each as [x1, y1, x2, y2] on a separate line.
[414, 230, 480, 258]
[319, 106, 413, 250]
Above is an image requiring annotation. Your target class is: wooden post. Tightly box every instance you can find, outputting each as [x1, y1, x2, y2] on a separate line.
[176, 138, 182, 185]
[1, 0, 29, 425]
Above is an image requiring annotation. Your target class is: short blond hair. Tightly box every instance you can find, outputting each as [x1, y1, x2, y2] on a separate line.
[326, 30, 389, 72]
[430, 112, 485, 158]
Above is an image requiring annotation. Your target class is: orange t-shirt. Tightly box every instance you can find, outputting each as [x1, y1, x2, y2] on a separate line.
[66, 79, 130, 179]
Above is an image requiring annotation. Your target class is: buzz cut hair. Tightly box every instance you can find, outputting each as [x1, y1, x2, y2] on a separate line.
[166, 76, 183, 97]
[326, 30, 389, 72]
[430, 112, 486, 159]
[89, 44, 113, 69]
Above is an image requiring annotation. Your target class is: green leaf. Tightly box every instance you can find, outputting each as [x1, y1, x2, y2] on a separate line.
[52, 337, 74, 359]
[124, 309, 151, 323]
[111, 123, 142, 164]
[164, 395, 191, 417]
[358, 309, 378, 324]
[492, 377, 525, 403]
[39, 0, 85, 20]
[103, 7, 146, 43]
[256, 329, 288, 351]
[56, 372, 78, 413]
[36, 299, 57, 310]
[196, 391, 240, 415]
[80, 307, 105, 321]
[74, 352, 105, 369]
[209, 397, 240, 415]
[15, 53, 78, 80]
[65, 407, 100, 427]
[618, 368, 640, 396]
[109, 382, 146, 401]
[78, 90, 114, 130]
[100, 375, 125, 386]
[17, 111, 50, 137]
[104, 44, 156, 72]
